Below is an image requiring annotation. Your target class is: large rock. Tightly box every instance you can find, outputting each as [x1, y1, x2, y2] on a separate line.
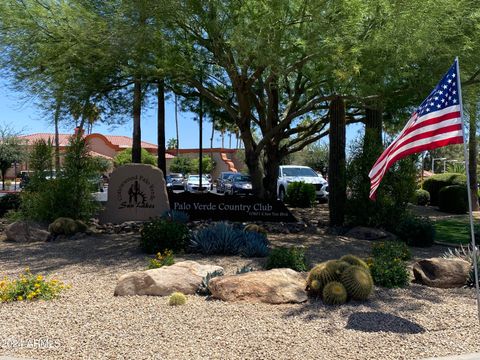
[114, 261, 224, 296]
[100, 164, 170, 224]
[208, 268, 308, 304]
[345, 226, 395, 241]
[413, 258, 471, 288]
[5, 221, 50, 243]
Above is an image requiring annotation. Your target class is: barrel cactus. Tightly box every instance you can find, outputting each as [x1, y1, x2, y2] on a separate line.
[323, 281, 348, 305]
[168, 292, 187, 306]
[340, 254, 369, 270]
[327, 260, 350, 278]
[306, 262, 330, 295]
[48, 217, 79, 236]
[244, 224, 268, 237]
[306, 260, 345, 295]
[340, 265, 374, 301]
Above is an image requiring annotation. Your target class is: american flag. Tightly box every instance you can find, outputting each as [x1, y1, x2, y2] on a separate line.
[369, 59, 464, 200]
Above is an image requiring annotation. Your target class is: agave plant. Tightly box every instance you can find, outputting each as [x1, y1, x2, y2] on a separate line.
[443, 245, 480, 287]
[161, 210, 190, 224]
[241, 231, 270, 258]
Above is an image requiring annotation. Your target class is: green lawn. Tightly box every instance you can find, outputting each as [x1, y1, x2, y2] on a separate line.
[433, 218, 474, 245]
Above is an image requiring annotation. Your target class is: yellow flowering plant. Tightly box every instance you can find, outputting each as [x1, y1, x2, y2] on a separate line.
[147, 249, 175, 269]
[0, 268, 69, 303]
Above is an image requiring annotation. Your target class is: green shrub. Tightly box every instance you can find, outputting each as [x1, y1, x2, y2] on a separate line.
[369, 257, 409, 288]
[395, 214, 435, 247]
[0, 268, 69, 302]
[369, 241, 410, 288]
[191, 156, 216, 174]
[147, 249, 175, 269]
[0, 193, 21, 217]
[423, 173, 466, 206]
[169, 157, 193, 174]
[345, 137, 417, 231]
[415, 189, 430, 206]
[371, 241, 411, 261]
[265, 247, 307, 272]
[168, 292, 187, 306]
[438, 185, 468, 214]
[140, 218, 189, 254]
[113, 148, 157, 166]
[285, 182, 316, 208]
[21, 136, 100, 222]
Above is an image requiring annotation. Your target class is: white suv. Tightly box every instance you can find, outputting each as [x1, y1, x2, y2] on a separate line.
[277, 165, 328, 202]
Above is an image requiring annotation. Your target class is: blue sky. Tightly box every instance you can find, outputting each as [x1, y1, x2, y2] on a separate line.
[0, 79, 364, 149]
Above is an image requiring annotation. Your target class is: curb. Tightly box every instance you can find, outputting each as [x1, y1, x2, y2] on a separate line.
[421, 354, 480, 360]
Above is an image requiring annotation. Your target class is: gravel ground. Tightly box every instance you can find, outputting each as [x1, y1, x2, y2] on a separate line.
[0, 233, 479, 360]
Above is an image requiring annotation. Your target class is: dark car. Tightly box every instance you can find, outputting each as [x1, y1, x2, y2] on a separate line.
[225, 174, 253, 195]
[169, 173, 185, 190]
[216, 171, 237, 194]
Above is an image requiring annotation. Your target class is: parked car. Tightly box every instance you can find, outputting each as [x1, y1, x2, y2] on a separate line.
[184, 175, 212, 193]
[169, 173, 185, 190]
[225, 174, 253, 195]
[216, 171, 237, 193]
[277, 165, 328, 202]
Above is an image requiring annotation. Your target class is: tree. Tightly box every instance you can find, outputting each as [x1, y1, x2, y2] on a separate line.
[0, 127, 24, 190]
[113, 148, 156, 166]
[167, 138, 178, 150]
[164, 0, 368, 199]
[169, 156, 193, 175]
[467, 90, 479, 210]
[191, 156, 215, 174]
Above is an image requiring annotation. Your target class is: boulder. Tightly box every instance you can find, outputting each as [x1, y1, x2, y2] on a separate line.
[48, 217, 79, 236]
[208, 268, 308, 304]
[5, 221, 50, 243]
[114, 261, 224, 296]
[413, 257, 471, 288]
[345, 226, 394, 241]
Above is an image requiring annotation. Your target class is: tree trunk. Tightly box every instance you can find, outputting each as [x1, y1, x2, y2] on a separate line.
[221, 130, 225, 148]
[364, 107, 383, 153]
[244, 144, 264, 198]
[132, 79, 142, 163]
[175, 94, 179, 156]
[54, 98, 61, 172]
[263, 143, 282, 200]
[469, 93, 479, 210]
[157, 80, 166, 177]
[328, 96, 346, 227]
[210, 117, 215, 156]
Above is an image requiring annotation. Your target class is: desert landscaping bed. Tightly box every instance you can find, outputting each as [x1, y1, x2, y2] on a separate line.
[1, 232, 479, 360]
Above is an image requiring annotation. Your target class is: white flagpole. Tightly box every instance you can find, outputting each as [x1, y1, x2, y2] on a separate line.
[456, 56, 480, 322]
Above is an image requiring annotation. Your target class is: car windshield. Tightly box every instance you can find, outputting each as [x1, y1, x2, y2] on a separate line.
[222, 173, 235, 179]
[170, 174, 183, 179]
[234, 175, 251, 182]
[189, 175, 209, 182]
[282, 167, 318, 177]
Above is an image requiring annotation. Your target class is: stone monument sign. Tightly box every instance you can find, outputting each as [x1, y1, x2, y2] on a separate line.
[100, 164, 170, 223]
